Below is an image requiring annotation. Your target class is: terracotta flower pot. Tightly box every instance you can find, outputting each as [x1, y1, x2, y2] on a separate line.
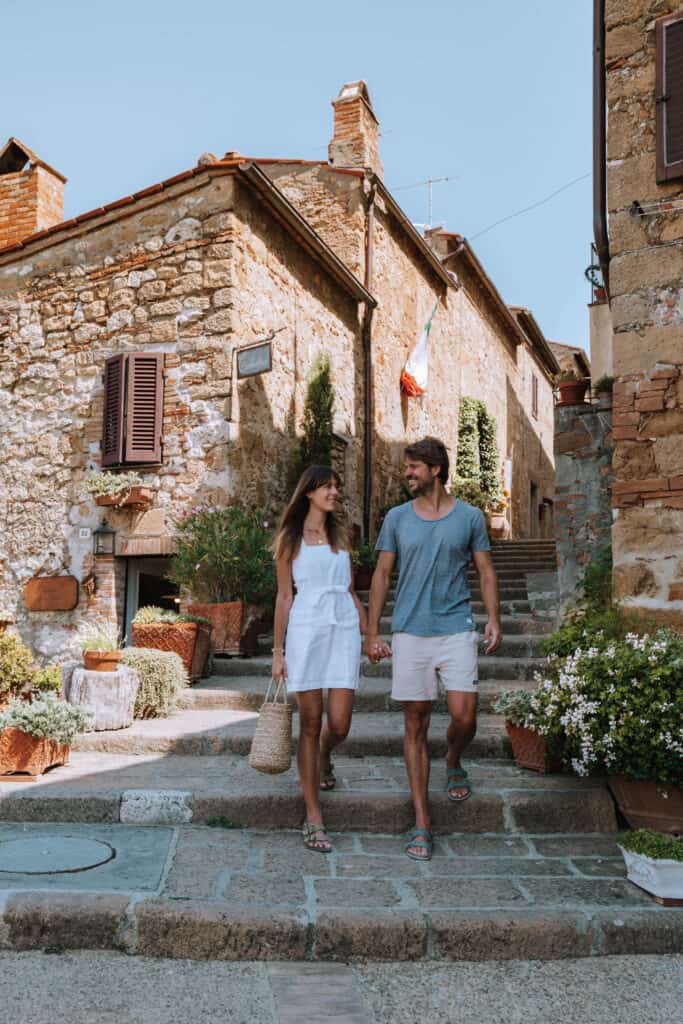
[488, 513, 510, 540]
[187, 601, 262, 657]
[83, 650, 123, 672]
[94, 486, 154, 509]
[0, 728, 69, 779]
[132, 621, 206, 679]
[505, 723, 562, 774]
[608, 775, 683, 834]
[557, 381, 588, 406]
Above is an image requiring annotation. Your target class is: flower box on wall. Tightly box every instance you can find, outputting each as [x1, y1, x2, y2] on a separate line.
[94, 486, 154, 510]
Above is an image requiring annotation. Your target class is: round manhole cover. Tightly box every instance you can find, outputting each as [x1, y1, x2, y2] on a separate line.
[0, 836, 115, 875]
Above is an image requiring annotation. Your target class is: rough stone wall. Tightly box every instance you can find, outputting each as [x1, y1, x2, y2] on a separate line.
[554, 402, 614, 612]
[606, 0, 683, 628]
[0, 165, 64, 249]
[0, 173, 361, 659]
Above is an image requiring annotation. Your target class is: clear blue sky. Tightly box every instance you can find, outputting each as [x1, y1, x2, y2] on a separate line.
[4, 0, 592, 351]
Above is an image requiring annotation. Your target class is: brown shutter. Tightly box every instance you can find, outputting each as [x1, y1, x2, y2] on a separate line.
[656, 13, 683, 183]
[124, 352, 164, 463]
[101, 354, 125, 466]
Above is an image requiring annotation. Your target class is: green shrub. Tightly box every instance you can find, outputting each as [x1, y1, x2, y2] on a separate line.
[168, 505, 276, 609]
[293, 353, 334, 480]
[132, 606, 178, 625]
[120, 647, 188, 719]
[455, 398, 502, 504]
[32, 664, 63, 695]
[593, 374, 615, 394]
[0, 633, 36, 699]
[491, 689, 534, 727]
[582, 546, 613, 608]
[620, 830, 683, 862]
[449, 475, 490, 517]
[0, 695, 92, 745]
[351, 541, 377, 570]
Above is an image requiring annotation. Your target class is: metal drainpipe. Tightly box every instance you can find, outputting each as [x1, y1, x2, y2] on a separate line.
[362, 180, 377, 540]
[593, 0, 610, 295]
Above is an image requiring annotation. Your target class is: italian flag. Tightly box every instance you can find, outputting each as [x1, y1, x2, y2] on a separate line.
[400, 302, 438, 397]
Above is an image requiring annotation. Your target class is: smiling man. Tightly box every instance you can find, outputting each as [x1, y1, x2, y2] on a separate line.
[365, 437, 501, 861]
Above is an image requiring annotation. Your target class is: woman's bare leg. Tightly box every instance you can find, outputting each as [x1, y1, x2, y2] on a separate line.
[320, 688, 355, 779]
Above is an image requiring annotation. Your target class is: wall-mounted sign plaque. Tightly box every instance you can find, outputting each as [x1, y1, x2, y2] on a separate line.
[237, 341, 272, 379]
[24, 576, 79, 612]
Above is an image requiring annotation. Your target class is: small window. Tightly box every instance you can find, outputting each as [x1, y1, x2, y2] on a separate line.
[102, 352, 164, 466]
[532, 373, 539, 420]
[656, 12, 683, 183]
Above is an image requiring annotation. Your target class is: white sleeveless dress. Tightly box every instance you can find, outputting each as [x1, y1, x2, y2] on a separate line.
[285, 542, 361, 693]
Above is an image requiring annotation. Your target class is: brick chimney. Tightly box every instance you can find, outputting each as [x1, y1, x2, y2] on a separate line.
[0, 138, 66, 249]
[328, 81, 383, 178]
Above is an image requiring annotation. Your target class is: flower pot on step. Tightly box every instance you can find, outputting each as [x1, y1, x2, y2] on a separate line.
[608, 776, 683, 834]
[83, 650, 122, 672]
[619, 847, 683, 906]
[187, 601, 262, 657]
[0, 727, 69, 779]
[488, 513, 510, 540]
[131, 621, 209, 680]
[505, 723, 562, 774]
[354, 568, 373, 591]
[557, 381, 588, 406]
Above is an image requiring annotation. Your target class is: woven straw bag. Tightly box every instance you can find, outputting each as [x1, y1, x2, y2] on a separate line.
[248, 678, 293, 774]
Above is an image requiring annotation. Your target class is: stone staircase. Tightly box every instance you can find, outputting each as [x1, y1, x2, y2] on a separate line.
[1, 539, 679, 961]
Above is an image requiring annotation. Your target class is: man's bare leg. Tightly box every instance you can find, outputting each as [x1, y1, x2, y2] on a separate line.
[445, 691, 477, 798]
[403, 700, 433, 857]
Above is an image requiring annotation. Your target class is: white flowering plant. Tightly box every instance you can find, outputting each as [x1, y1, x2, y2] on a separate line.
[0, 694, 92, 745]
[528, 629, 683, 784]
[85, 470, 144, 500]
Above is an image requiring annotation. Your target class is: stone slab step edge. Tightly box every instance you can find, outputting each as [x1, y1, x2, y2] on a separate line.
[257, 634, 549, 658]
[212, 655, 545, 682]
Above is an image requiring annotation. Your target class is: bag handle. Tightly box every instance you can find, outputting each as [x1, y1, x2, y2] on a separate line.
[263, 676, 288, 706]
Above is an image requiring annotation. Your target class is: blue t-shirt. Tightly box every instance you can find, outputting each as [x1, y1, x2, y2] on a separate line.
[375, 499, 490, 636]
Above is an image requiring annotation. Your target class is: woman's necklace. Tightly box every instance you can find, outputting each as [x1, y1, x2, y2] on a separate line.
[303, 525, 326, 545]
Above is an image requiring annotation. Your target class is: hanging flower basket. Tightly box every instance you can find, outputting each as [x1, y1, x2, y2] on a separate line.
[0, 728, 69, 780]
[94, 486, 154, 509]
[505, 723, 562, 774]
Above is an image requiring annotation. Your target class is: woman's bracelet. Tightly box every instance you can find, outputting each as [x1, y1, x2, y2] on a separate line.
[272, 647, 284, 654]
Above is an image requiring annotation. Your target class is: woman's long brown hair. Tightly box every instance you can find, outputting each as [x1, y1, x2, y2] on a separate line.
[273, 465, 350, 562]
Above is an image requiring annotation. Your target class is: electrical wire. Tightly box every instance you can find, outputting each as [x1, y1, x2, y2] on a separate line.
[470, 172, 591, 241]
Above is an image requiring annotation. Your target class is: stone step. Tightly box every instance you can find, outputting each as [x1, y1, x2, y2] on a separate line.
[0, 753, 616, 835]
[213, 655, 544, 682]
[356, 598, 537, 616]
[71, 708, 511, 759]
[257, 632, 548, 659]
[182, 676, 535, 715]
[358, 585, 532, 601]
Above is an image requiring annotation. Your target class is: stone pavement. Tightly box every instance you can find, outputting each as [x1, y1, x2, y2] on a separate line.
[0, 950, 682, 1023]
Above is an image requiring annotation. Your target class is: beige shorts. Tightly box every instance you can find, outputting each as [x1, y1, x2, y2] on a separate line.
[391, 631, 479, 701]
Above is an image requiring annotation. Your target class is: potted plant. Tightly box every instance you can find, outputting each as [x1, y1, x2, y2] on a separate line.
[0, 694, 92, 779]
[487, 493, 510, 540]
[619, 830, 683, 906]
[529, 627, 683, 832]
[85, 470, 154, 509]
[554, 369, 589, 406]
[78, 619, 123, 672]
[492, 688, 562, 773]
[121, 647, 188, 719]
[131, 606, 211, 681]
[352, 541, 376, 591]
[167, 505, 276, 656]
[593, 374, 614, 402]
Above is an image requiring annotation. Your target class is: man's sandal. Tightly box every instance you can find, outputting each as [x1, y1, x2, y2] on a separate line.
[302, 822, 332, 853]
[320, 762, 336, 791]
[447, 767, 472, 802]
[405, 828, 433, 861]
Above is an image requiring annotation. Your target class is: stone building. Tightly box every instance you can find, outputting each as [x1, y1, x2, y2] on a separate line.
[594, 2, 683, 628]
[0, 83, 558, 658]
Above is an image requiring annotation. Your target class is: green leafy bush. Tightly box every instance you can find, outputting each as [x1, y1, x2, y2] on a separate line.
[0, 633, 36, 699]
[529, 629, 683, 784]
[0, 694, 92, 745]
[294, 353, 334, 480]
[449, 475, 490, 517]
[32, 664, 63, 695]
[455, 398, 502, 504]
[593, 374, 615, 394]
[120, 647, 188, 719]
[351, 541, 377, 570]
[492, 689, 534, 727]
[620, 830, 683, 862]
[168, 505, 276, 609]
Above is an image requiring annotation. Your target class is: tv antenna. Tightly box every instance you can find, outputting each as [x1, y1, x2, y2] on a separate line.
[392, 175, 453, 229]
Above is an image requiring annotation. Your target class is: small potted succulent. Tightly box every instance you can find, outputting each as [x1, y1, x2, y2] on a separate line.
[619, 830, 683, 906]
[85, 470, 154, 509]
[131, 606, 211, 681]
[554, 369, 589, 406]
[78, 619, 123, 672]
[492, 688, 562, 773]
[351, 541, 377, 591]
[0, 694, 92, 778]
[593, 374, 614, 403]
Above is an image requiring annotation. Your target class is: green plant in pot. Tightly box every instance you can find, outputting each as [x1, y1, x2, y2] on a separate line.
[77, 618, 123, 673]
[131, 606, 211, 682]
[167, 504, 276, 656]
[0, 694, 92, 778]
[351, 541, 376, 590]
[85, 470, 153, 509]
[529, 627, 683, 832]
[554, 369, 589, 406]
[618, 830, 683, 905]
[492, 688, 561, 774]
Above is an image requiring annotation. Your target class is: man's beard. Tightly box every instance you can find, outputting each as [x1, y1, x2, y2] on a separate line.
[407, 477, 433, 497]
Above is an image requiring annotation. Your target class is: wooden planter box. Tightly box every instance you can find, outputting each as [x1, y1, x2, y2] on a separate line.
[505, 723, 562, 774]
[132, 621, 211, 680]
[608, 776, 683, 834]
[94, 486, 154, 509]
[187, 601, 261, 657]
[0, 728, 69, 781]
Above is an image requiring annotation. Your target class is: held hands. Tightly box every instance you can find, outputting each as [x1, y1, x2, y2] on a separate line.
[272, 652, 288, 683]
[363, 633, 392, 664]
[483, 619, 502, 655]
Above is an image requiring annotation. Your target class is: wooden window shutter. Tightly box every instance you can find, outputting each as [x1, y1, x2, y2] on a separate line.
[124, 352, 164, 463]
[656, 13, 683, 183]
[101, 354, 125, 466]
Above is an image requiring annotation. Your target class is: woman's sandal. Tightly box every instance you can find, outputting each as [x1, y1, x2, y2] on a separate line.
[447, 767, 472, 802]
[320, 761, 336, 791]
[302, 822, 332, 853]
[405, 828, 433, 861]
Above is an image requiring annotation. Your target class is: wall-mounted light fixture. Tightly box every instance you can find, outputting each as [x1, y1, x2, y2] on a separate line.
[93, 520, 116, 556]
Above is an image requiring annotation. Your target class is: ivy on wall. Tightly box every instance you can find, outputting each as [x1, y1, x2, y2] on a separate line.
[455, 397, 502, 503]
